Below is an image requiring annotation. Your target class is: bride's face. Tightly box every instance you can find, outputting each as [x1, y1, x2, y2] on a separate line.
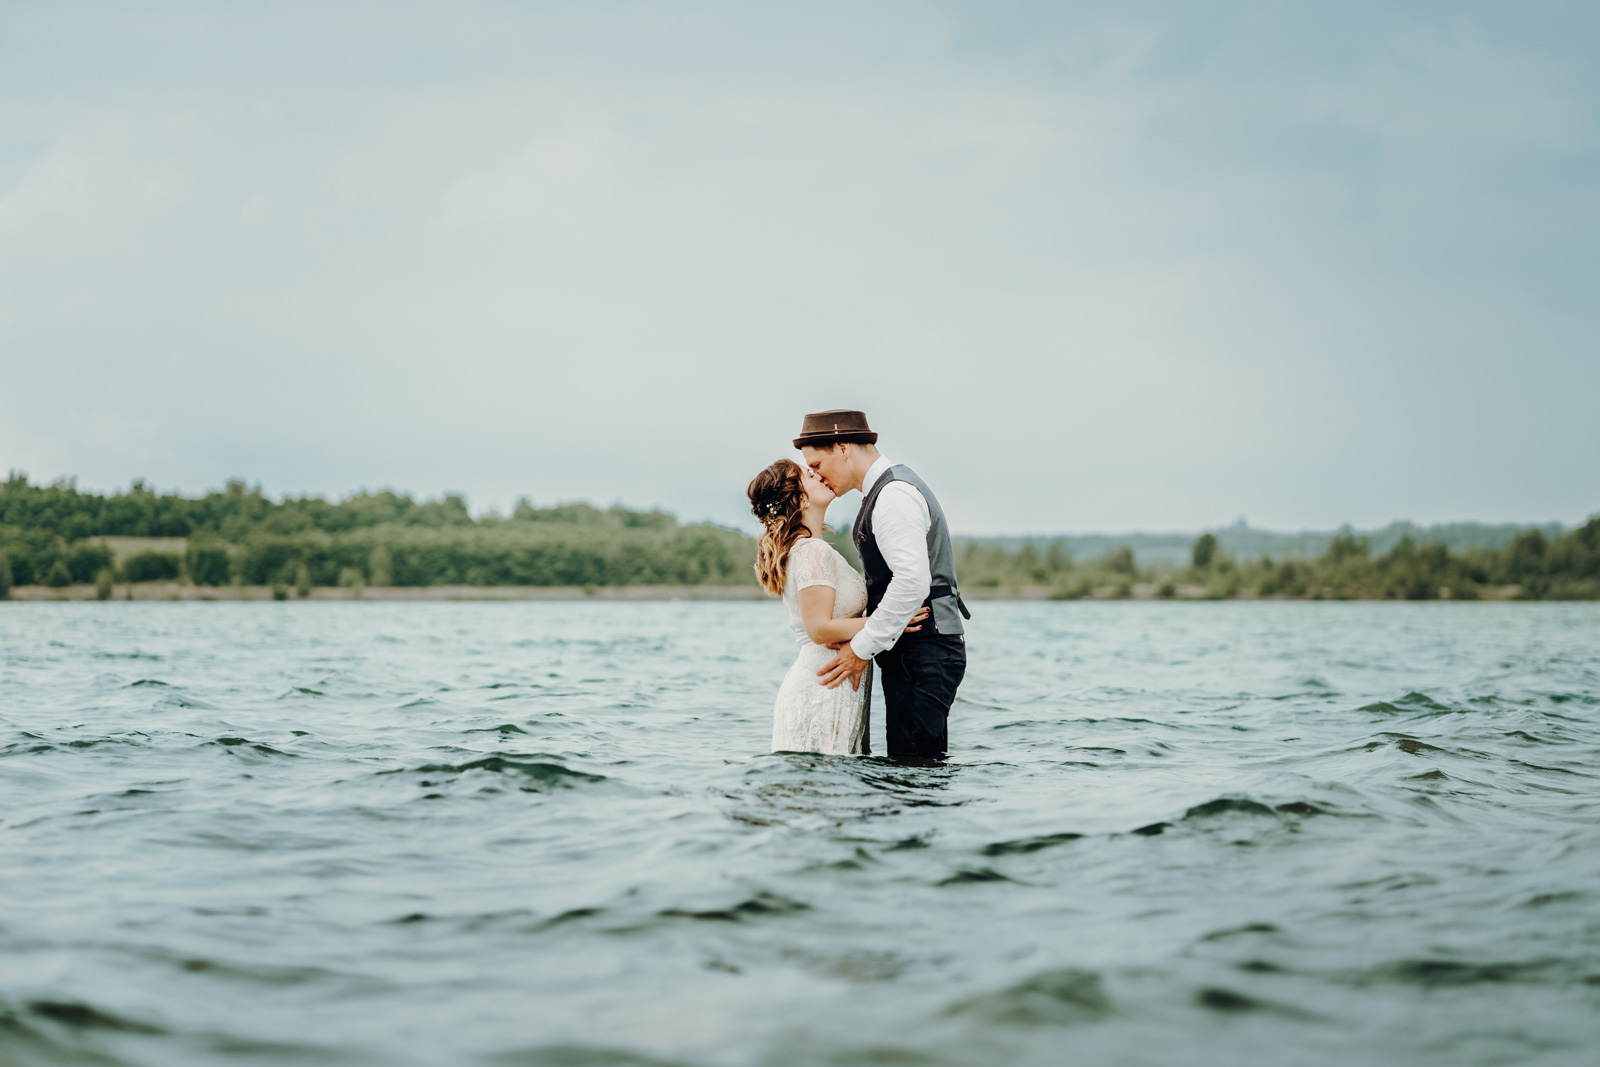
[799, 463, 836, 508]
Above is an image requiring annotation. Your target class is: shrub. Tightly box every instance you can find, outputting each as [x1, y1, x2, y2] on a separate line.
[45, 560, 71, 587]
[1326, 532, 1370, 561]
[0, 541, 37, 586]
[124, 550, 182, 583]
[369, 545, 393, 588]
[295, 562, 311, 598]
[1050, 576, 1093, 600]
[1192, 533, 1217, 569]
[94, 568, 114, 600]
[1501, 529, 1549, 592]
[0, 552, 10, 598]
[1207, 565, 1241, 599]
[186, 541, 232, 586]
[67, 542, 115, 583]
[1259, 559, 1308, 597]
[1101, 546, 1136, 575]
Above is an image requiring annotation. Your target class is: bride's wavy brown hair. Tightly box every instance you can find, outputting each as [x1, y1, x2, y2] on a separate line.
[747, 459, 821, 595]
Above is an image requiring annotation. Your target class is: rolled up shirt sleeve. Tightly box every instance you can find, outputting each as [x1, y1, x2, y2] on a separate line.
[850, 482, 932, 659]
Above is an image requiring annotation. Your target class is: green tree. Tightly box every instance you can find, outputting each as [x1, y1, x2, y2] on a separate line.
[1192, 532, 1217, 569]
[186, 541, 232, 586]
[1102, 546, 1136, 575]
[67, 542, 115, 583]
[369, 545, 394, 588]
[124, 550, 182, 582]
[295, 562, 312, 598]
[94, 567, 114, 600]
[0, 544, 35, 586]
[1503, 529, 1548, 590]
[0, 552, 11, 598]
[1206, 557, 1242, 599]
[45, 560, 71, 587]
[1326, 531, 1370, 561]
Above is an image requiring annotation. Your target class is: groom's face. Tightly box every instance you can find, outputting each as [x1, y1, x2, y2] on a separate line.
[802, 444, 850, 495]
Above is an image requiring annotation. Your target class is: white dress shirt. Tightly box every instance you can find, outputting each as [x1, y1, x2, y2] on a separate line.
[850, 455, 932, 660]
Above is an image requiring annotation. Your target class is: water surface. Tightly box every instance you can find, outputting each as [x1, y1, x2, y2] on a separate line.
[2, 602, 1598, 1065]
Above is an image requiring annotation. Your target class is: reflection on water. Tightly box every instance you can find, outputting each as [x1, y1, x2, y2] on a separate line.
[2, 601, 1598, 1066]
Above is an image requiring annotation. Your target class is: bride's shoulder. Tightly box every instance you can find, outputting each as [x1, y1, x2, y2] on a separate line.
[786, 536, 839, 576]
[794, 536, 851, 564]
[788, 536, 827, 558]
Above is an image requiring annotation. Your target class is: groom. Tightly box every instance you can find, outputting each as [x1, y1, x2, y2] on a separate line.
[797, 409, 970, 764]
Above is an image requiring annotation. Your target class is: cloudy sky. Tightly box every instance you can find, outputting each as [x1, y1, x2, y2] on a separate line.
[2, 1, 1596, 534]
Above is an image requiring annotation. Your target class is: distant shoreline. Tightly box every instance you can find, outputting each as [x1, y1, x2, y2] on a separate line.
[4, 583, 767, 602]
[5, 479, 1591, 602]
[2, 582, 1536, 602]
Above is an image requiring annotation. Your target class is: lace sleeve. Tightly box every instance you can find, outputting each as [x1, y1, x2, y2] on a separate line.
[788, 539, 837, 591]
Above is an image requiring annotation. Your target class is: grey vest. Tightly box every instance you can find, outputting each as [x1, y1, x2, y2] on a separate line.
[854, 464, 969, 638]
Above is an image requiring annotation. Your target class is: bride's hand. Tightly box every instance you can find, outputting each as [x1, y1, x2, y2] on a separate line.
[903, 606, 931, 634]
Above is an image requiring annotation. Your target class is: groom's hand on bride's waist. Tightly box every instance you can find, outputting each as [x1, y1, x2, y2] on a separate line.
[817, 643, 868, 691]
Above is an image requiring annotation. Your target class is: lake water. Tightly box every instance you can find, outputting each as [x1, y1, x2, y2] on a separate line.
[2, 602, 1598, 1066]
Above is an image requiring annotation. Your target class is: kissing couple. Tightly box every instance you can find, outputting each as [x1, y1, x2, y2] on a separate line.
[746, 410, 970, 765]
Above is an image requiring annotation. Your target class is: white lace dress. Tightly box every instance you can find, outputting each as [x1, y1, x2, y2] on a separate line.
[772, 537, 870, 755]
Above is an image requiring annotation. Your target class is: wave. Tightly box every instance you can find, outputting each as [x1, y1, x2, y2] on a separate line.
[392, 754, 606, 790]
[658, 891, 811, 923]
[206, 737, 297, 757]
[23, 999, 162, 1034]
[1350, 958, 1573, 988]
[1124, 795, 1344, 837]
[937, 867, 1013, 886]
[1195, 986, 1318, 1019]
[0, 998, 151, 1067]
[979, 831, 1083, 856]
[488, 1045, 696, 1066]
[944, 968, 1112, 1026]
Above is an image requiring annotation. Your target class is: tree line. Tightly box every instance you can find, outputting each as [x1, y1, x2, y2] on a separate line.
[953, 522, 1600, 600]
[1181, 524, 1600, 600]
[0, 474, 756, 595]
[0, 473, 1594, 600]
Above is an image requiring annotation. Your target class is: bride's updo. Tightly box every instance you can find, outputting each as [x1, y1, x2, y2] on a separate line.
[747, 459, 814, 596]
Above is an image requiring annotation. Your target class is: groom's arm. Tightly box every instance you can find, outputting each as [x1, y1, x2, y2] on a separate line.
[818, 483, 932, 689]
[850, 482, 932, 659]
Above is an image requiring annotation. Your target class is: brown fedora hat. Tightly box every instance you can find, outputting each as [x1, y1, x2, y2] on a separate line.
[793, 409, 878, 449]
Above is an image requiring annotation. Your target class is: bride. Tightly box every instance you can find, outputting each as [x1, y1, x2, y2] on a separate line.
[746, 459, 925, 755]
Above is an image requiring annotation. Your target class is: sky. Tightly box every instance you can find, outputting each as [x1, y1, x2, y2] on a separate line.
[2, 1, 1597, 535]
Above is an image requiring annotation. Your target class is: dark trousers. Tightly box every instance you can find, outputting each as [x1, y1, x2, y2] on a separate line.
[876, 635, 966, 761]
